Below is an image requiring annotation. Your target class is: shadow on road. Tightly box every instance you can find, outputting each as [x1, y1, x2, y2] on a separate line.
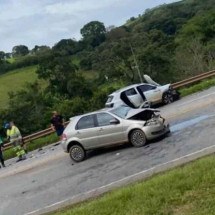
[84, 134, 169, 161]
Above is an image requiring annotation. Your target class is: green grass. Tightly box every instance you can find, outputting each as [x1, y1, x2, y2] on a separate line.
[3, 133, 59, 160]
[0, 65, 46, 108]
[6, 58, 16, 63]
[50, 155, 215, 215]
[179, 77, 215, 97]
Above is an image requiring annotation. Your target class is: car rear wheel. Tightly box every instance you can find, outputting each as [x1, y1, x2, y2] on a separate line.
[162, 91, 173, 105]
[130, 129, 146, 147]
[69, 145, 86, 162]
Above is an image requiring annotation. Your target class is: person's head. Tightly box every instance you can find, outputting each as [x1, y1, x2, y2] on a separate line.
[52, 111, 58, 117]
[9, 121, 15, 127]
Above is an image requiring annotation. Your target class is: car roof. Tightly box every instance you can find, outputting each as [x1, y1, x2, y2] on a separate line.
[109, 83, 150, 95]
[70, 109, 110, 120]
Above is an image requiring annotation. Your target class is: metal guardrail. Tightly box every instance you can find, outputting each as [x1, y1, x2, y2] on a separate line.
[4, 121, 70, 150]
[4, 69, 215, 150]
[172, 70, 215, 89]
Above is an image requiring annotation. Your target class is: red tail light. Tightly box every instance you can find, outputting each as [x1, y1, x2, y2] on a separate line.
[61, 133, 67, 141]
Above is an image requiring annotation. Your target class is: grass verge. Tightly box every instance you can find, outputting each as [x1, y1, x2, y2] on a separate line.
[179, 77, 215, 97]
[49, 155, 215, 215]
[3, 133, 59, 160]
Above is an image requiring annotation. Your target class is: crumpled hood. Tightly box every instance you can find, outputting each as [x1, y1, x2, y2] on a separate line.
[125, 108, 160, 119]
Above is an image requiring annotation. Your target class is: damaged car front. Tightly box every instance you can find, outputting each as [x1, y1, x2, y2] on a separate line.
[109, 105, 170, 144]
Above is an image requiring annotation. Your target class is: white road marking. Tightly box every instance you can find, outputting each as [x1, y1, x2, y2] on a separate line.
[25, 143, 215, 215]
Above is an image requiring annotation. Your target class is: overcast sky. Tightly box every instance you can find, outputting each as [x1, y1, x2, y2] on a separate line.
[0, 0, 180, 52]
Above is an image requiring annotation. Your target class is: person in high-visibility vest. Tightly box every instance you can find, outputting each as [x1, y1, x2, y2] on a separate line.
[5, 121, 26, 162]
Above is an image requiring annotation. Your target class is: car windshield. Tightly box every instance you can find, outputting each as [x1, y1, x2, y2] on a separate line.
[109, 106, 132, 119]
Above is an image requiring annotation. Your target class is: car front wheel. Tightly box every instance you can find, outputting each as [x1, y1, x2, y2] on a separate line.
[129, 129, 146, 147]
[162, 91, 173, 105]
[69, 144, 86, 162]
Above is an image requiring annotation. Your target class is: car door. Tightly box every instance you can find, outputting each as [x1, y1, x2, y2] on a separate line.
[138, 84, 162, 103]
[75, 114, 99, 149]
[124, 88, 143, 108]
[96, 112, 125, 146]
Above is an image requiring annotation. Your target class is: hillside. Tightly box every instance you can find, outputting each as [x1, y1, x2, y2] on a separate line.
[0, 66, 39, 108]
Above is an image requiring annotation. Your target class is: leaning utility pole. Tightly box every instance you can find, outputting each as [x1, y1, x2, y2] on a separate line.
[130, 43, 143, 83]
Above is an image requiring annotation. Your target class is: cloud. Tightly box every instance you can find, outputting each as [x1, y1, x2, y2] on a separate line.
[0, 0, 43, 21]
[45, 0, 130, 15]
[0, 0, 180, 52]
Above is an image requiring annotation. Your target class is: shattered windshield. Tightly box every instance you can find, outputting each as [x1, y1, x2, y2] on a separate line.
[109, 106, 132, 119]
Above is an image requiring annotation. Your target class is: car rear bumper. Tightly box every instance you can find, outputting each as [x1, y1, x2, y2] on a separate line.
[61, 140, 68, 152]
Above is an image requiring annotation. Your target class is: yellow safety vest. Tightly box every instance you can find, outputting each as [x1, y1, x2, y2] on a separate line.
[7, 126, 21, 140]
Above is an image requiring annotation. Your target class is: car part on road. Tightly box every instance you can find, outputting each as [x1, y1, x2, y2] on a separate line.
[129, 129, 146, 147]
[69, 145, 86, 162]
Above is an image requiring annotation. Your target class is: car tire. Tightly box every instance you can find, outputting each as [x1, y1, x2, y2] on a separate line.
[129, 129, 146, 147]
[69, 144, 86, 162]
[162, 91, 174, 105]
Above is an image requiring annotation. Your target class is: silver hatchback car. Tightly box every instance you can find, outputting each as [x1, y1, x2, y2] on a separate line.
[61, 106, 170, 162]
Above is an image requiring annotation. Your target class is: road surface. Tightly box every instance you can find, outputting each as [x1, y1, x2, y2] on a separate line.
[0, 87, 215, 215]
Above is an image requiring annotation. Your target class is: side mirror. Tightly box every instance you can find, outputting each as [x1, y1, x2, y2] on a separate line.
[110, 119, 120, 125]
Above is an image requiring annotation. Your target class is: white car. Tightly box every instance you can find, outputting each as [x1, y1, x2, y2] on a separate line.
[105, 75, 180, 108]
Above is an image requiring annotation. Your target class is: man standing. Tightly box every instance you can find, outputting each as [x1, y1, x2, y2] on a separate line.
[0, 135, 5, 168]
[51, 111, 65, 139]
[6, 122, 26, 162]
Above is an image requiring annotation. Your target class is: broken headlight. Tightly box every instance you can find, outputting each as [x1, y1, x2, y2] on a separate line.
[144, 118, 159, 126]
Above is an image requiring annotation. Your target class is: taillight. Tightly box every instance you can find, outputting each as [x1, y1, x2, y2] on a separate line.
[61, 133, 67, 141]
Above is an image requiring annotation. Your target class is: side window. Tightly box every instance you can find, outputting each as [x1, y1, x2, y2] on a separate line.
[125, 88, 137, 96]
[76, 115, 95, 130]
[139, 84, 156, 92]
[97, 113, 117, 126]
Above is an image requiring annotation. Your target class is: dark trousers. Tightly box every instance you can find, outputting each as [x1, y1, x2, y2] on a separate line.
[0, 149, 5, 166]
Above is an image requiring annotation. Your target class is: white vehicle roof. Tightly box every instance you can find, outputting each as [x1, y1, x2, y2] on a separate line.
[109, 83, 144, 95]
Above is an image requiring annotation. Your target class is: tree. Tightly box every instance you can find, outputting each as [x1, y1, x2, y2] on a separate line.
[0, 51, 5, 60]
[81, 21, 106, 38]
[3, 82, 53, 134]
[80, 21, 106, 47]
[53, 39, 80, 55]
[176, 10, 215, 44]
[174, 37, 210, 79]
[31, 45, 50, 55]
[12, 45, 29, 57]
[37, 54, 92, 99]
[106, 27, 129, 41]
[37, 54, 77, 96]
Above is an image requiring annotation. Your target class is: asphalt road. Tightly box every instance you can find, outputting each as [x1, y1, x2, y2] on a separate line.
[0, 87, 215, 215]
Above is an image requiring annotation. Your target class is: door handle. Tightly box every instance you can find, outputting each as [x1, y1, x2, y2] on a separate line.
[76, 131, 80, 135]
